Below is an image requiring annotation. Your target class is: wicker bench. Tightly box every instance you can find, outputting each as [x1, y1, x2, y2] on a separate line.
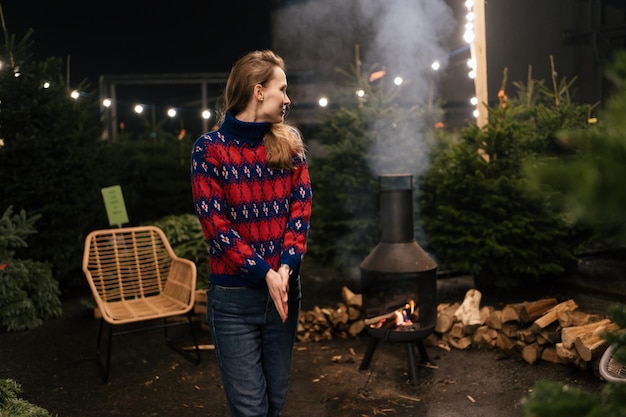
[82, 225, 201, 382]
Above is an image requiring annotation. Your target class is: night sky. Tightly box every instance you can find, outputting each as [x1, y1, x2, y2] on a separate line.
[3, 1, 273, 86]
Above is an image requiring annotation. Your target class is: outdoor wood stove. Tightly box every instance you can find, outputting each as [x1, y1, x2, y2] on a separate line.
[358, 174, 437, 385]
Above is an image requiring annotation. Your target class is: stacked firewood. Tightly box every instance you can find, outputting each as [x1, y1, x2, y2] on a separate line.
[193, 287, 620, 369]
[296, 287, 365, 342]
[429, 289, 620, 368]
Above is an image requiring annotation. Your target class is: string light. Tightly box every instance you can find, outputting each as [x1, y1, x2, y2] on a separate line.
[465, 0, 479, 118]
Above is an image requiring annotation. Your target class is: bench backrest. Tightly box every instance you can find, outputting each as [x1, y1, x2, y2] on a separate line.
[83, 226, 196, 318]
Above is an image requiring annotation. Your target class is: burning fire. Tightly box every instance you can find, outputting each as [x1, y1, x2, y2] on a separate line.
[369, 300, 419, 331]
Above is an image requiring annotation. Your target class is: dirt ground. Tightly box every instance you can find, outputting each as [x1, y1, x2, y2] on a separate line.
[1, 258, 623, 417]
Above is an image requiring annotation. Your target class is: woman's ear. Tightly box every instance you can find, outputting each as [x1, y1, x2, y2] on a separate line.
[254, 84, 264, 102]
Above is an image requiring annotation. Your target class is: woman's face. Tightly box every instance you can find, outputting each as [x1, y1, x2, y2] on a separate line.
[258, 66, 291, 124]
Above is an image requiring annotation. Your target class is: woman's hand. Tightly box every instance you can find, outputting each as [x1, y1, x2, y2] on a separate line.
[266, 267, 290, 322]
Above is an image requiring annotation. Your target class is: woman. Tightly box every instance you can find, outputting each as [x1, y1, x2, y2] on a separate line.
[190, 50, 312, 417]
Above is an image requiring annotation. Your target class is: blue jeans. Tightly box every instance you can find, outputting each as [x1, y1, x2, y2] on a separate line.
[207, 276, 301, 417]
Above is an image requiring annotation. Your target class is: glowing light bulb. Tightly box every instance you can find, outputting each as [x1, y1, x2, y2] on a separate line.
[102, 98, 112, 107]
[202, 110, 211, 120]
[318, 97, 328, 107]
[167, 108, 177, 118]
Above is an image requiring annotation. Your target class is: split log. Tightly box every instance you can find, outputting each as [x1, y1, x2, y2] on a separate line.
[348, 320, 365, 337]
[325, 304, 349, 326]
[520, 298, 559, 323]
[485, 309, 503, 330]
[574, 322, 620, 361]
[561, 319, 612, 349]
[501, 323, 520, 339]
[449, 336, 472, 350]
[502, 298, 558, 324]
[514, 339, 527, 353]
[424, 333, 451, 351]
[308, 306, 328, 324]
[363, 311, 399, 326]
[479, 306, 492, 324]
[555, 342, 578, 363]
[448, 322, 465, 339]
[454, 289, 482, 326]
[472, 325, 498, 348]
[517, 328, 537, 344]
[500, 304, 521, 323]
[348, 306, 362, 321]
[341, 286, 362, 307]
[529, 299, 578, 333]
[540, 346, 569, 364]
[437, 302, 452, 311]
[558, 309, 604, 328]
[463, 323, 481, 336]
[522, 342, 544, 364]
[496, 333, 515, 353]
[435, 302, 460, 334]
[536, 327, 561, 345]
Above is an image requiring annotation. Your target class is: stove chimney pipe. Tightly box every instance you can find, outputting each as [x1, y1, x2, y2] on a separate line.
[360, 174, 436, 273]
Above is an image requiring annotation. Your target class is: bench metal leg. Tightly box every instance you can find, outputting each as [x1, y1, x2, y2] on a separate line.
[93, 315, 201, 383]
[95, 318, 113, 383]
[164, 314, 201, 364]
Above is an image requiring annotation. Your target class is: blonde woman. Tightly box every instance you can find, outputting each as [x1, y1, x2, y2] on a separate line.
[191, 50, 312, 417]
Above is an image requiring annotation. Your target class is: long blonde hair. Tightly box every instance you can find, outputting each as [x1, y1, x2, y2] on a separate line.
[222, 50, 304, 169]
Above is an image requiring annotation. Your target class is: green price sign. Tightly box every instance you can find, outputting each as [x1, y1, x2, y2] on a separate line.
[101, 185, 129, 226]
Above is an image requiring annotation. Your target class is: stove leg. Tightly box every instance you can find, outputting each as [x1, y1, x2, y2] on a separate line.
[406, 343, 419, 385]
[416, 340, 431, 364]
[359, 337, 379, 371]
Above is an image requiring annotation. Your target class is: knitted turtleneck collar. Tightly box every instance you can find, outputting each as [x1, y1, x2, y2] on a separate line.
[220, 112, 271, 142]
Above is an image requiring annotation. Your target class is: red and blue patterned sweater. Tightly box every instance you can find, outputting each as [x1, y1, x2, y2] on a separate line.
[190, 112, 312, 288]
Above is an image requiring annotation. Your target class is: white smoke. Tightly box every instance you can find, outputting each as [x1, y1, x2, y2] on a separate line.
[272, 0, 457, 176]
[273, 0, 455, 95]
